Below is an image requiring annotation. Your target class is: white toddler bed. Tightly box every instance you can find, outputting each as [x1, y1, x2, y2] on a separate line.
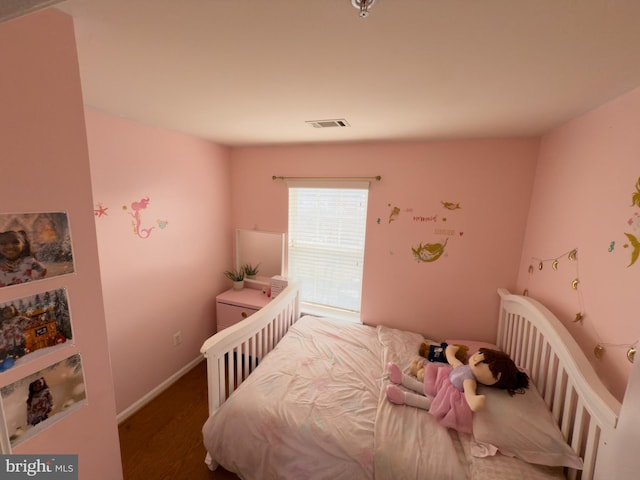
[200, 285, 620, 479]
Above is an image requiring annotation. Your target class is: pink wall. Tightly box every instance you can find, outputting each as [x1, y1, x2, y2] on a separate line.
[84, 108, 232, 413]
[0, 10, 122, 478]
[517, 86, 640, 401]
[231, 139, 539, 343]
[6, 4, 637, 470]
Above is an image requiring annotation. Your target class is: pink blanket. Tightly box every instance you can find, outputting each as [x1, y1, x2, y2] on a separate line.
[203, 317, 563, 480]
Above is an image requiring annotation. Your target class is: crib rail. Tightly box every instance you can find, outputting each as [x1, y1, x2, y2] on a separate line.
[200, 283, 300, 416]
[496, 288, 620, 480]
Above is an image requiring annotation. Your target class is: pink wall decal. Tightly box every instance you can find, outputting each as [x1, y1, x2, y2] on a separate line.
[94, 203, 109, 218]
[123, 197, 155, 239]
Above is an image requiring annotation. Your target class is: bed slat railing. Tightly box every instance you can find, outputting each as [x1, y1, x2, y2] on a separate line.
[497, 288, 620, 480]
[200, 283, 300, 416]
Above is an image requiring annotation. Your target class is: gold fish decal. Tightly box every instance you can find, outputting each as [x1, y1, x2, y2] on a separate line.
[388, 206, 400, 223]
[441, 201, 461, 210]
[412, 238, 448, 263]
[624, 233, 639, 267]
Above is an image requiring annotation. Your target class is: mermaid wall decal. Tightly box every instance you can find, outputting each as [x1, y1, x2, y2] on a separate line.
[123, 197, 156, 239]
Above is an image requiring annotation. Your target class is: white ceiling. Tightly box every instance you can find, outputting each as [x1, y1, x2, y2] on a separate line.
[51, 0, 640, 147]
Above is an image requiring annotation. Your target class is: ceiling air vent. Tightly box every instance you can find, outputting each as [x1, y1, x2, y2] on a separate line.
[305, 119, 351, 128]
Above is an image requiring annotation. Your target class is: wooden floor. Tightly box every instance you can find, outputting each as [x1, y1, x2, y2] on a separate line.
[118, 360, 240, 480]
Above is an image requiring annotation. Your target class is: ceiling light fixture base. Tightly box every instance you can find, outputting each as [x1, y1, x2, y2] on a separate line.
[352, 0, 376, 18]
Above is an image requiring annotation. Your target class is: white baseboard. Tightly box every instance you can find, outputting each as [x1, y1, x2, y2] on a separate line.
[117, 355, 204, 424]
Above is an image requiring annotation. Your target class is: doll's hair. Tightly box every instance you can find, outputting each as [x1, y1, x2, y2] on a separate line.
[0, 230, 35, 259]
[478, 348, 529, 395]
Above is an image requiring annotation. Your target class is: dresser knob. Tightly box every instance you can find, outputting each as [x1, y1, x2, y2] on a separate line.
[241, 311, 248, 319]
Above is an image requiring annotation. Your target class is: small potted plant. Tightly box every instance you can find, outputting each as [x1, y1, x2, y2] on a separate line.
[242, 263, 260, 279]
[224, 269, 245, 290]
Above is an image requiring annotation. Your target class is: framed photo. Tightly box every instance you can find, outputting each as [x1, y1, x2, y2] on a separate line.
[0, 288, 73, 372]
[0, 353, 86, 451]
[0, 212, 74, 289]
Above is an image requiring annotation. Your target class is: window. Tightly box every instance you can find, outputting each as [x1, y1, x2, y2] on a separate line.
[287, 182, 369, 319]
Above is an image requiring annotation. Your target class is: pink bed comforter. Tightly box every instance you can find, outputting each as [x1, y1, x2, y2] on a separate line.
[202, 316, 563, 480]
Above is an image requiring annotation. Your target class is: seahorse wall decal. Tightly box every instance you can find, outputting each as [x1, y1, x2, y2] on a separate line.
[123, 197, 155, 239]
[388, 205, 401, 223]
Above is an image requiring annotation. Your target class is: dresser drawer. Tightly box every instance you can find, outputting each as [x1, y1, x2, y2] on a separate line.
[216, 301, 260, 332]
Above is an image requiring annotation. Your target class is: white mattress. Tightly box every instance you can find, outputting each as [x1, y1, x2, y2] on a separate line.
[202, 316, 564, 479]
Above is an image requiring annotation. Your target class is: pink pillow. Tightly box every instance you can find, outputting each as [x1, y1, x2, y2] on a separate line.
[472, 381, 583, 469]
[445, 339, 582, 468]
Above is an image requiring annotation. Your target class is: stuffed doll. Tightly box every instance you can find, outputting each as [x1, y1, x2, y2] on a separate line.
[386, 345, 529, 434]
[419, 341, 469, 364]
[411, 341, 469, 381]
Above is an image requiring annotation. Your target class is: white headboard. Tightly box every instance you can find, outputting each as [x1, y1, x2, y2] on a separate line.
[496, 288, 621, 480]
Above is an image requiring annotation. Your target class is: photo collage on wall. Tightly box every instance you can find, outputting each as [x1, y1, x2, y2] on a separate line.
[0, 212, 82, 452]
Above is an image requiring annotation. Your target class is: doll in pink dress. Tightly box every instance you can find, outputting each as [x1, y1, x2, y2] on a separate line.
[386, 346, 529, 434]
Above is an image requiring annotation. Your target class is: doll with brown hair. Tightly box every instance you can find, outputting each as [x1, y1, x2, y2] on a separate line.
[386, 345, 529, 434]
[0, 230, 47, 287]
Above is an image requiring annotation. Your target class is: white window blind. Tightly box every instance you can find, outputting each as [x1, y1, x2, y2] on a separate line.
[287, 182, 369, 314]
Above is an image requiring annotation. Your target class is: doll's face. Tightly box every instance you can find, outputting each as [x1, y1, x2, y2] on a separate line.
[469, 351, 500, 386]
